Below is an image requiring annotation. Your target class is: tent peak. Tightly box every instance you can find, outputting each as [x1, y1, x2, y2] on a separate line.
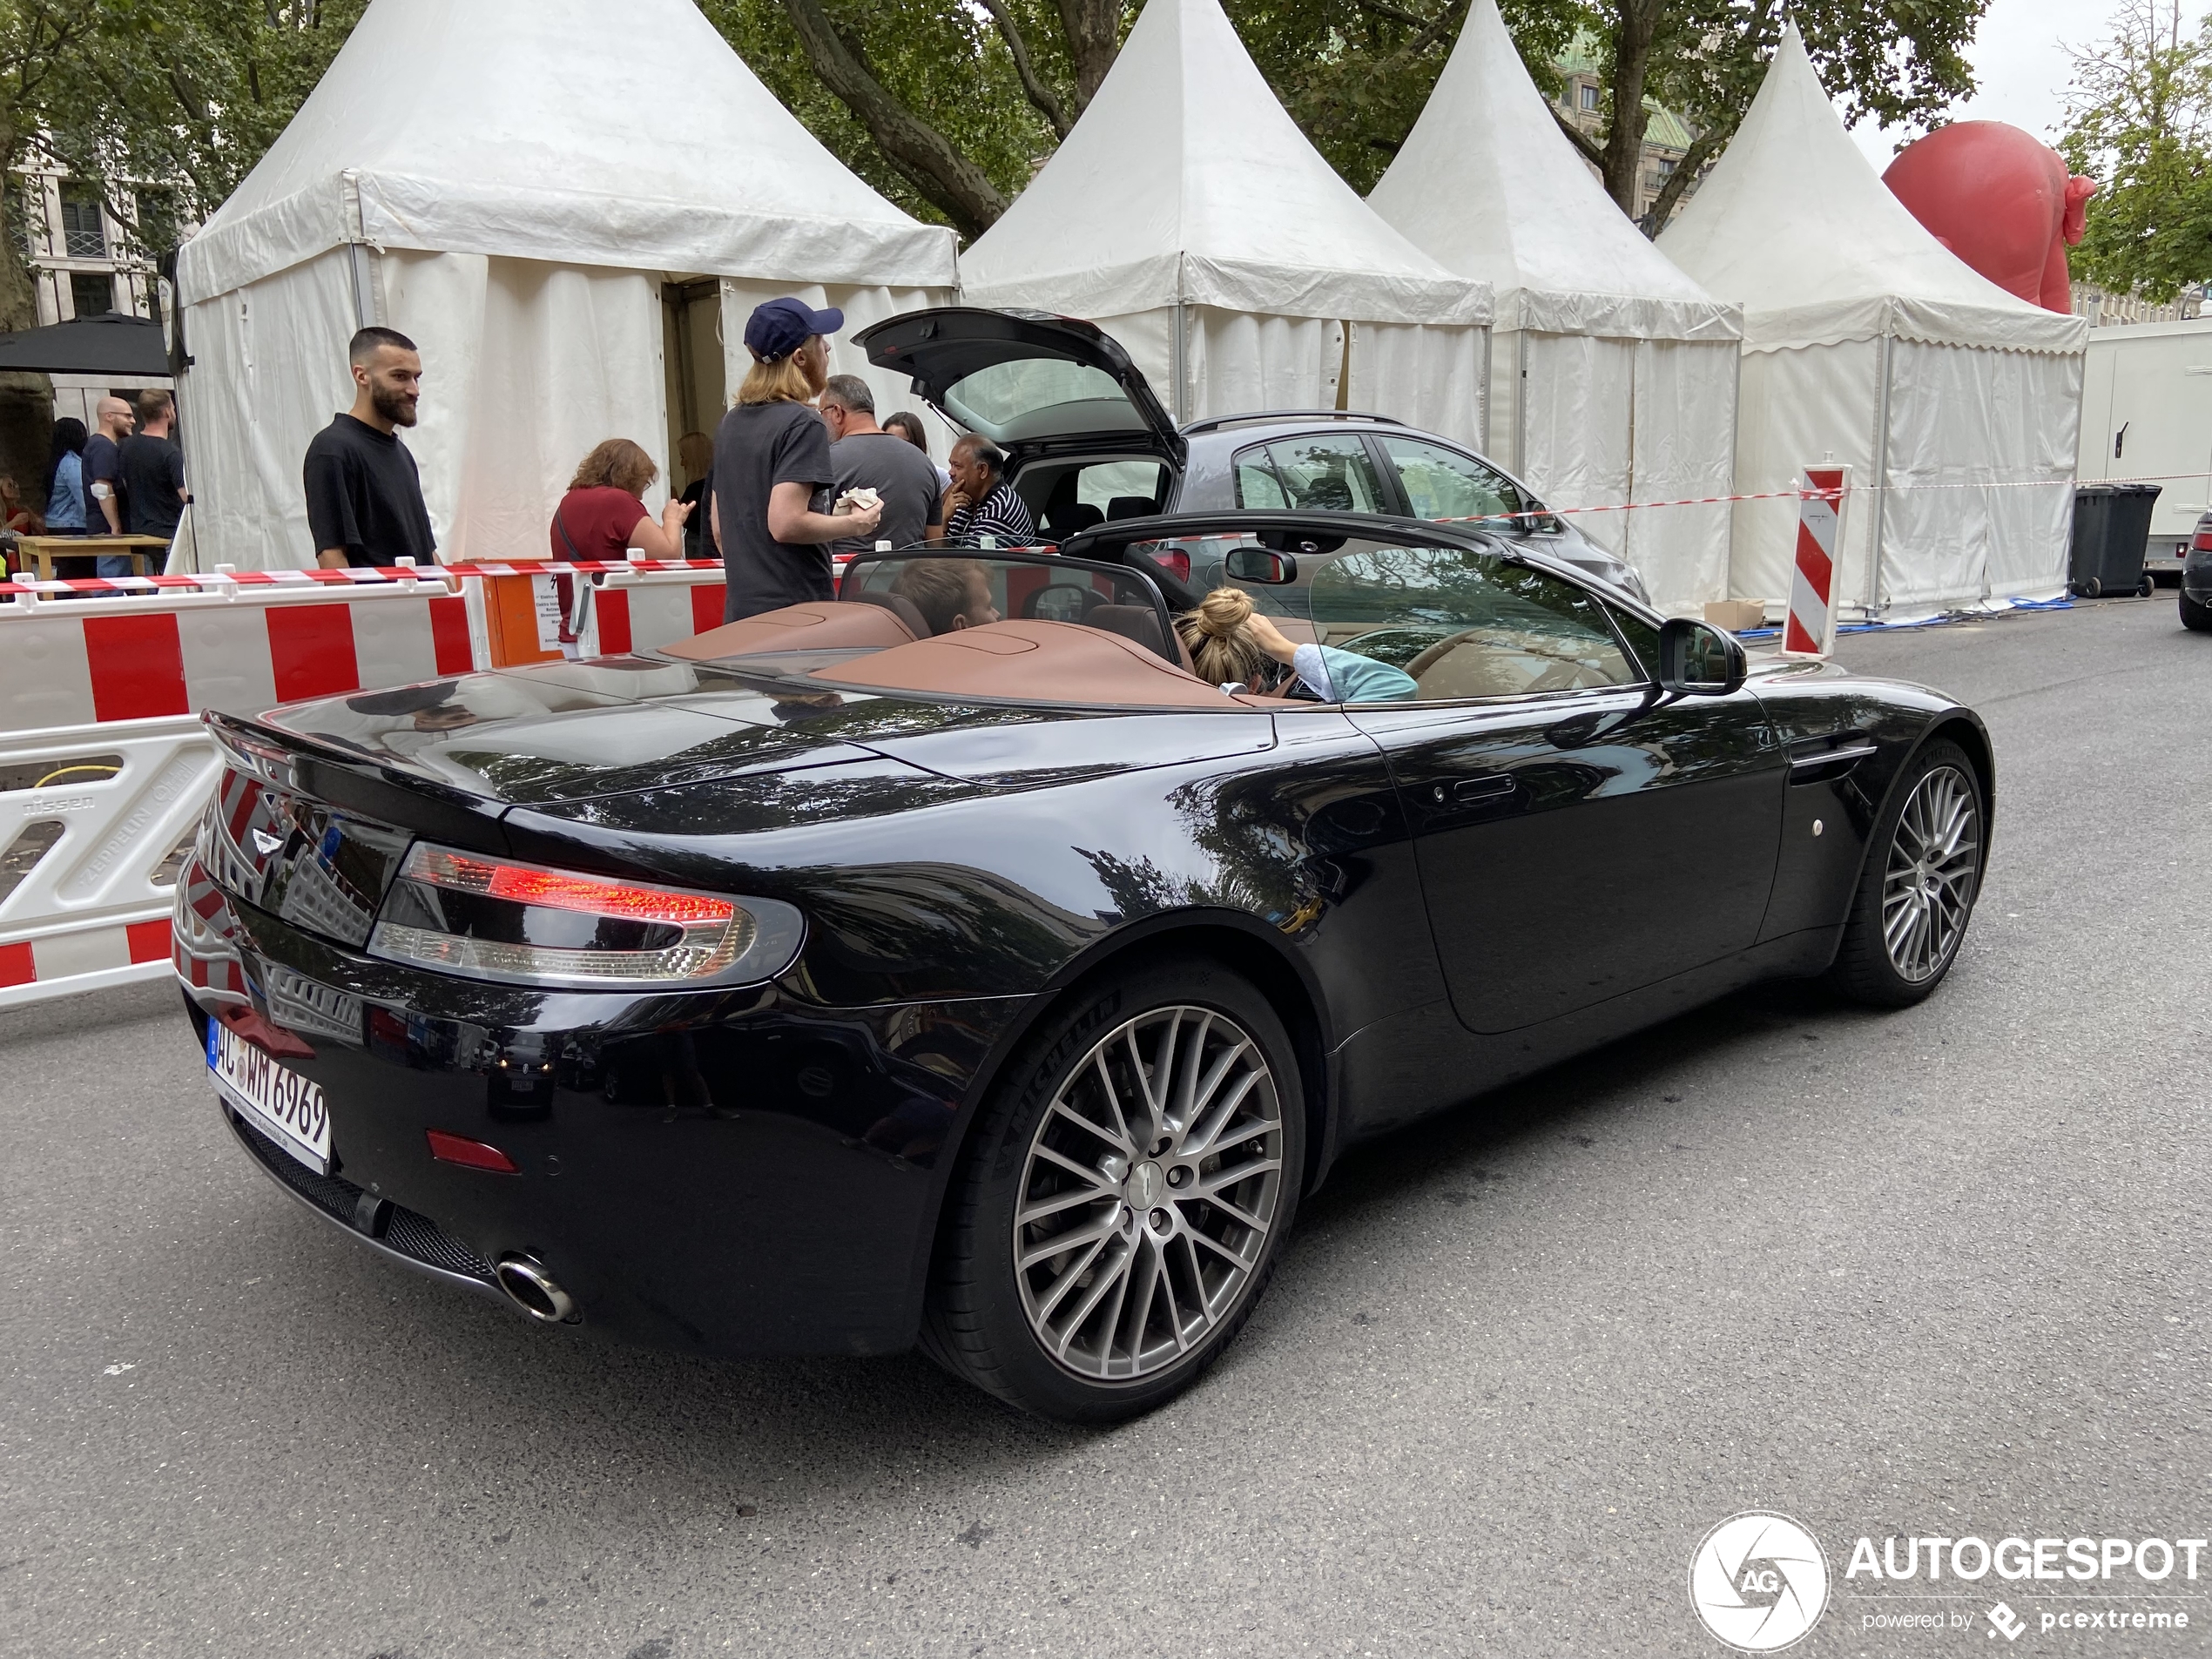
[959, 0, 1487, 326]
[1657, 20, 2083, 352]
[1367, 0, 1732, 341]
[179, 0, 955, 302]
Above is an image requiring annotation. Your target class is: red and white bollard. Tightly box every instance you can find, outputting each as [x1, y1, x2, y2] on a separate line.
[1783, 465, 1850, 657]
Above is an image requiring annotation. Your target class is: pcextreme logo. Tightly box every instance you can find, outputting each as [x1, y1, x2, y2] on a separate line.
[1689, 1512, 1831, 1652]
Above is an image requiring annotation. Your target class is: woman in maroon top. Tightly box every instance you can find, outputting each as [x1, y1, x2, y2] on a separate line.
[550, 438, 691, 560]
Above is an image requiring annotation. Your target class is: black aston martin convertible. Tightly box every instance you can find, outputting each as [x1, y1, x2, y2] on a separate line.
[176, 510, 1990, 1421]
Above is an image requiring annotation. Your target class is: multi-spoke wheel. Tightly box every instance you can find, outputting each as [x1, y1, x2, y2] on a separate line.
[1879, 764, 1979, 983]
[1828, 738, 1986, 1007]
[923, 959, 1304, 1421]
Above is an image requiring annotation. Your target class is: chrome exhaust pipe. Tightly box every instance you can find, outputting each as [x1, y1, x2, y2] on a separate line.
[494, 1254, 577, 1324]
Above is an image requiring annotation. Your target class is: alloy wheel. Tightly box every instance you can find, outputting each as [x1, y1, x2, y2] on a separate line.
[1013, 1005, 1285, 1381]
[1881, 764, 1980, 983]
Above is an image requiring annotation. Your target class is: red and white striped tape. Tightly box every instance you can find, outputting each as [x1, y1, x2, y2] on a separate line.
[1784, 466, 1848, 656]
[0, 556, 725, 600]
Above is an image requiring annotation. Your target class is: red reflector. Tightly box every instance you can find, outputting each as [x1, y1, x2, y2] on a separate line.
[426, 1130, 519, 1173]
[2192, 531, 2212, 551]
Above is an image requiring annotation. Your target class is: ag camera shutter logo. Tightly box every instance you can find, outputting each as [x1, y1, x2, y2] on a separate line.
[1689, 1512, 1831, 1651]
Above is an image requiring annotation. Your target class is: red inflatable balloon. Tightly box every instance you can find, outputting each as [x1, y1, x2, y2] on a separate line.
[1882, 121, 2096, 313]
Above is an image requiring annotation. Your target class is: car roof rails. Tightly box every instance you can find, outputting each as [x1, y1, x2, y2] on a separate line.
[1177, 410, 1408, 435]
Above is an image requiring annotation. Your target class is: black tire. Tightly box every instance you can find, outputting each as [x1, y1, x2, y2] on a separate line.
[1826, 738, 1986, 1008]
[921, 956, 1305, 1422]
[2139, 575, 2156, 597]
[2182, 590, 2212, 632]
[2078, 577, 2101, 599]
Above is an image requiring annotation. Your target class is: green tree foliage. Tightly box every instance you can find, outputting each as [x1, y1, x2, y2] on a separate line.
[1229, 0, 1582, 196]
[701, 0, 1064, 234]
[37, 0, 369, 263]
[2060, 0, 2212, 305]
[0, 3, 96, 330]
[710, 0, 1983, 239]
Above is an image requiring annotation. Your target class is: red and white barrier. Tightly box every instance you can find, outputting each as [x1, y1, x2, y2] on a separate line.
[0, 567, 480, 1008]
[1783, 466, 1850, 657]
[0, 715, 218, 1008]
[0, 563, 475, 727]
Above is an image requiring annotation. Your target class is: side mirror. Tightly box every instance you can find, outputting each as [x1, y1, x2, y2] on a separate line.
[1224, 544, 1297, 584]
[1658, 617, 1747, 696]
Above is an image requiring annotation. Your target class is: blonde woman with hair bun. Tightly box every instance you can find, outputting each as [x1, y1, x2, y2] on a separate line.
[1176, 586, 1418, 703]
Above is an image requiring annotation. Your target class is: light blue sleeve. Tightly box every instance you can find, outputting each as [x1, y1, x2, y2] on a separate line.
[1300, 643, 1416, 703]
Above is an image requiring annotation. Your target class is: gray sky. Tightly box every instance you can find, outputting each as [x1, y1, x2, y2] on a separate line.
[1840, 0, 2116, 170]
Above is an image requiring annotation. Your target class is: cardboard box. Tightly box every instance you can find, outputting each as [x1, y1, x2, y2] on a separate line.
[1703, 600, 1767, 633]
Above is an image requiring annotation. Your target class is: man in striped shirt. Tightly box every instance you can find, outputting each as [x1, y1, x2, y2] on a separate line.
[941, 435, 1035, 547]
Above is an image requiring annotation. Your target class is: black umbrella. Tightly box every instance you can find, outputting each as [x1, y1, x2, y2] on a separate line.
[0, 312, 168, 376]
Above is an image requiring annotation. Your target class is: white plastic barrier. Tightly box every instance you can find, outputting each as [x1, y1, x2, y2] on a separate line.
[0, 715, 217, 1008]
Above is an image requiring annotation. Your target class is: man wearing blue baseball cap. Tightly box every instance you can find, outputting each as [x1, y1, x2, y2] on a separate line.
[710, 297, 884, 621]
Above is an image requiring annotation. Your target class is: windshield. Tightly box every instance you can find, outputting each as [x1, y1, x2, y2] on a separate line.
[942, 359, 1150, 444]
[1114, 531, 1639, 700]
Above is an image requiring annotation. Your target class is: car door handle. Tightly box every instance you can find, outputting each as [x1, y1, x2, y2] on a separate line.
[1444, 773, 1514, 803]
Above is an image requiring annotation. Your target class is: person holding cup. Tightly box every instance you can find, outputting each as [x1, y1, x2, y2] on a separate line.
[711, 298, 883, 622]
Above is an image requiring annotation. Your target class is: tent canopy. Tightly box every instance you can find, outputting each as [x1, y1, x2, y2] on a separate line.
[1368, 0, 1736, 342]
[0, 313, 168, 376]
[1657, 24, 2084, 355]
[177, 0, 956, 304]
[958, 0, 1487, 327]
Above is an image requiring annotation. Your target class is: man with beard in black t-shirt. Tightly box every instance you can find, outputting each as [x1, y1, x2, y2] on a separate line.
[303, 327, 436, 569]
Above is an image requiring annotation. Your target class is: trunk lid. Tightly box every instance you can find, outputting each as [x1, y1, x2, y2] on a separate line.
[854, 307, 1185, 465]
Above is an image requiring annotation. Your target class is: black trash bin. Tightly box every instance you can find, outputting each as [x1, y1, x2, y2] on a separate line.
[2069, 483, 2162, 597]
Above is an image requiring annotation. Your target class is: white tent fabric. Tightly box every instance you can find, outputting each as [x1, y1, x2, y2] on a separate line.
[1368, 0, 1743, 612]
[956, 0, 1492, 445]
[175, 0, 958, 570]
[1658, 24, 2087, 616]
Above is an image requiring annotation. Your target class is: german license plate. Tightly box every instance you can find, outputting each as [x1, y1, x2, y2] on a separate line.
[207, 1020, 331, 1174]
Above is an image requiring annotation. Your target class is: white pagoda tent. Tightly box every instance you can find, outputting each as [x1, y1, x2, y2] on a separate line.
[1368, 0, 1742, 613]
[956, 0, 1492, 445]
[1658, 24, 2087, 616]
[174, 0, 958, 570]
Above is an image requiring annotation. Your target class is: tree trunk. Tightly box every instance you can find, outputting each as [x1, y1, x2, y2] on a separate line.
[778, 0, 1011, 237]
[1600, 0, 1659, 218]
[1637, 123, 1720, 237]
[1057, 0, 1124, 112]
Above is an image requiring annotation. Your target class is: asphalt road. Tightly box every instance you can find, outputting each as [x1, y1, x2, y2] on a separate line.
[3, 593, 2206, 1659]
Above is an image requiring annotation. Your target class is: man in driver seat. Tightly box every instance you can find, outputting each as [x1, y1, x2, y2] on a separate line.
[892, 557, 1001, 636]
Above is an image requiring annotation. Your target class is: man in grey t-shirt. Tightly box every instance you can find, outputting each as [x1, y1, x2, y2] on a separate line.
[820, 375, 942, 553]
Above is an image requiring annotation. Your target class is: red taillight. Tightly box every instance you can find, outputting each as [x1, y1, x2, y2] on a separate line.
[426, 1130, 519, 1173]
[2191, 530, 2212, 551]
[1156, 550, 1191, 583]
[368, 843, 805, 990]
[413, 846, 734, 927]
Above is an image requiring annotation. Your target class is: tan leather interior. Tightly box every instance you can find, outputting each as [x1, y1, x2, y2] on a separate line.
[662, 602, 915, 661]
[809, 619, 1239, 708]
[1086, 604, 1170, 660]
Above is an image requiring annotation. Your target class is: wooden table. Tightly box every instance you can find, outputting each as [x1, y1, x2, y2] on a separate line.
[12, 535, 172, 581]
